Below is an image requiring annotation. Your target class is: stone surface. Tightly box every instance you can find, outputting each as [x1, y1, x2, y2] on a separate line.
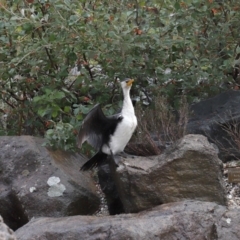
[0, 215, 16, 240]
[216, 209, 240, 240]
[0, 136, 100, 230]
[187, 90, 240, 162]
[15, 200, 231, 240]
[111, 134, 226, 213]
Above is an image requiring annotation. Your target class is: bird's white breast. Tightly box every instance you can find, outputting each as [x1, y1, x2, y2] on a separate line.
[102, 114, 137, 155]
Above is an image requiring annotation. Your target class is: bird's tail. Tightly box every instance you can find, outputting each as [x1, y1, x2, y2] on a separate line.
[80, 152, 108, 171]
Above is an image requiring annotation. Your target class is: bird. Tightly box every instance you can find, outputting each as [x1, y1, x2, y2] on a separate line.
[77, 78, 137, 171]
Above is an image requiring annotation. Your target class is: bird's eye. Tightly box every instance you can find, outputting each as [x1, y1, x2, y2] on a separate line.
[125, 80, 128, 83]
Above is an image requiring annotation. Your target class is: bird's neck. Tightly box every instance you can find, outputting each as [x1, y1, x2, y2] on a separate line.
[122, 88, 134, 115]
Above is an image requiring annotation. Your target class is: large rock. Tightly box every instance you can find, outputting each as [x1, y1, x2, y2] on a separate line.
[216, 208, 240, 239]
[187, 90, 240, 161]
[0, 215, 16, 240]
[0, 136, 100, 230]
[15, 200, 235, 240]
[111, 134, 226, 213]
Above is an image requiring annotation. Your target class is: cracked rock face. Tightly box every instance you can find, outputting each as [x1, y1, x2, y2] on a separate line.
[0, 136, 100, 230]
[111, 134, 226, 213]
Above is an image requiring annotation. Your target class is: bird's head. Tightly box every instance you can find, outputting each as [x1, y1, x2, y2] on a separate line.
[120, 78, 134, 89]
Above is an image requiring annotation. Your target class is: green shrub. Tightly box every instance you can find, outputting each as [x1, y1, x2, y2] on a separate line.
[0, 0, 239, 150]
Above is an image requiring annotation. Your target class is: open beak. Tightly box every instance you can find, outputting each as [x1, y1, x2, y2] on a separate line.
[127, 79, 134, 86]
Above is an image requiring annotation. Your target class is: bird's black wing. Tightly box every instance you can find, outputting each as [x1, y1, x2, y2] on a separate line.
[77, 104, 122, 151]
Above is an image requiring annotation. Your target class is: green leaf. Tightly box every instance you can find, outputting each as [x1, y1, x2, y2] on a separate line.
[64, 106, 71, 113]
[174, 2, 181, 10]
[38, 108, 48, 117]
[53, 91, 65, 99]
[52, 109, 59, 118]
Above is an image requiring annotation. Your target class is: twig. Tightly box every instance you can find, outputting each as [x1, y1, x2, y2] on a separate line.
[140, 87, 152, 104]
[1, 97, 16, 109]
[83, 53, 94, 81]
[135, 0, 140, 26]
[36, 4, 58, 70]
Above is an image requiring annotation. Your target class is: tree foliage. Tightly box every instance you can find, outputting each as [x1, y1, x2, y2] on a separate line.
[0, 0, 240, 149]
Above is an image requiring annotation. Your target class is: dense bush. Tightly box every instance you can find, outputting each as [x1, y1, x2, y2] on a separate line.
[0, 0, 240, 149]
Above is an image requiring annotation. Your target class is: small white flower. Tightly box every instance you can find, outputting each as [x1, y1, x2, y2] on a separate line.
[164, 68, 172, 74]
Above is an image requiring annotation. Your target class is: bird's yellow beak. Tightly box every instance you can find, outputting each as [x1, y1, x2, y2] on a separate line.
[127, 79, 134, 86]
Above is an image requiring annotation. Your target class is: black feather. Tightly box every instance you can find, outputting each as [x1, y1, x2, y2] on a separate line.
[77, 104, 123, 151]
[80, 152, 108, 171]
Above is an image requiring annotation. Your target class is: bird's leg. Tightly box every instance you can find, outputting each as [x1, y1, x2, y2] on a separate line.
[109, 148, 121, 167]
[110, 149, 114, 158]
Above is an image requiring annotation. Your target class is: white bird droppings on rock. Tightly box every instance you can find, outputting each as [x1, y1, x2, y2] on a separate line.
[47, 176, 60, 186]
[226, 218, 231, 224]
[47, 176, 66, 197]
[48, 184, 66, 197]
[29, 187, 36, 193]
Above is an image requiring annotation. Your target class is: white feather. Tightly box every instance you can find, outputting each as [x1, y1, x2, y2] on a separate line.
[102, 80, 137, 155]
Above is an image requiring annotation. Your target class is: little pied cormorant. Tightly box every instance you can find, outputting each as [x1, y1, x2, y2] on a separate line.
[77, 78, 137, 171]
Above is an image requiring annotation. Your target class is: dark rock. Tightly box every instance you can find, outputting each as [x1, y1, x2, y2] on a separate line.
[0, 136, 100, 230]
[187, 90, 240, 162]
[111, 134, 226, 213]
[15, 200, 228, 240]
[0, 189, 28, 232]
[0, 215, 16, 240]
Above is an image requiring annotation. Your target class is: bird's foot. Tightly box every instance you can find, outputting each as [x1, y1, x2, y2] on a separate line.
[117, 151, 130, 159]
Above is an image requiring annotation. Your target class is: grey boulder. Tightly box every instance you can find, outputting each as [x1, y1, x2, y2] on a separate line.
[0, 215, 16, 240]
[15, 200, 235, 240]
[111, 134, 226, 213]
[0, 136, 100, 230]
